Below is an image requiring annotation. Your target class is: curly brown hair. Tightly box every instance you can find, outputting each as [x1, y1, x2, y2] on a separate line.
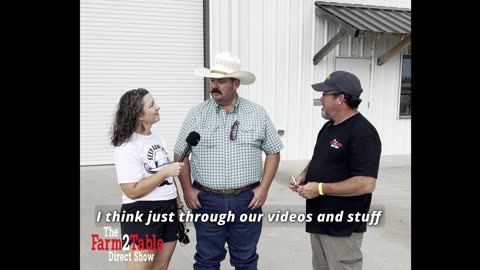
[110, 88, 149, 147]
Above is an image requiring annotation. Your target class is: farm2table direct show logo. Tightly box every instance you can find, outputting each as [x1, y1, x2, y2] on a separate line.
[91, 208, 174, 262]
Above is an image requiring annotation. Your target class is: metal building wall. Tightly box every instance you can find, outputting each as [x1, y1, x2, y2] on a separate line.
[209, 0, 411, 159]
[369, 34, 411, 155]
[80, 0, 205, 165]
[209, 0, 317, 160]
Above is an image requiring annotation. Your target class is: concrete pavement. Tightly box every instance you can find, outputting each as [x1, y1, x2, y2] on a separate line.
[80, 155, 410, 269]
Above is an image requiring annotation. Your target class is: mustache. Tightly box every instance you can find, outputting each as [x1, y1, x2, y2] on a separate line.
[211, 88, 221, 95]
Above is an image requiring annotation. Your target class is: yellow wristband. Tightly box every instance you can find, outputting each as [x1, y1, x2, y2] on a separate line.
[318, 183, 324, 196]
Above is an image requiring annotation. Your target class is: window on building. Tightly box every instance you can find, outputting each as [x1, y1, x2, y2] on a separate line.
[399, 54, 411, 118]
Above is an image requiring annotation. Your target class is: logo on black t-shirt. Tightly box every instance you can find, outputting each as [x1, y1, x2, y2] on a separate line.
[329, 139, 343, 149]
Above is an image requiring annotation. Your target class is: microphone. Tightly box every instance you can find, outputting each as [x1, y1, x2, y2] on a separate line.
[179, 131, 201, 162]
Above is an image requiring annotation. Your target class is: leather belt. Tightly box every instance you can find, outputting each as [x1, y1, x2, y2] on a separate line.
[194, 181, 259, 196]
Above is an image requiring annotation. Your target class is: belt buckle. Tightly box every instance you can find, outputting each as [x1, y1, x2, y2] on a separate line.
[221, 189, 237, 196]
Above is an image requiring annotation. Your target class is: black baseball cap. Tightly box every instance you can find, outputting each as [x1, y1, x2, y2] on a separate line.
[311, 70, 363, 97]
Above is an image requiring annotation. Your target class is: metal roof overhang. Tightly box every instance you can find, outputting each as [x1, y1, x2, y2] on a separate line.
[313, 1, 411, 66]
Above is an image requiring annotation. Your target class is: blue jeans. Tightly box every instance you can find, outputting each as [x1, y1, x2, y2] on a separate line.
[192, 183, 262, 270]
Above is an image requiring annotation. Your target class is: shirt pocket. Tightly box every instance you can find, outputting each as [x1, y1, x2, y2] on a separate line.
[237, 124, 263, 147]
[196, 124, 219, 149]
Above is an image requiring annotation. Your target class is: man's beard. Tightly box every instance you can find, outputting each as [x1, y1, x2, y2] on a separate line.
[321, 108, 331, 120]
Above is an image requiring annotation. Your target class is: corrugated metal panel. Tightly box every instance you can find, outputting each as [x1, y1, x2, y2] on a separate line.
[315, 1, 410, 35]
[80, 0, 204, 165]
[209, 0, 410, 159]
[209, 0, 319, 160]
[368, 34, 411, 155]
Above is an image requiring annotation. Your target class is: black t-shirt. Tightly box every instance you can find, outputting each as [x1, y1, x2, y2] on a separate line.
[305, 113, 381, 236]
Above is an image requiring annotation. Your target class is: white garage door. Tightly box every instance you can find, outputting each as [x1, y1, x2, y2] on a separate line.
[81, 0, 205, 165]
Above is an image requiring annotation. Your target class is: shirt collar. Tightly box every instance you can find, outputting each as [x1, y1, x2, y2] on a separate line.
[215, 95, 241, 113]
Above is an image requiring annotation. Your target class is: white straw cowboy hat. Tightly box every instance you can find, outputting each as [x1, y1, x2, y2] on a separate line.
[194, 52, 256, 85]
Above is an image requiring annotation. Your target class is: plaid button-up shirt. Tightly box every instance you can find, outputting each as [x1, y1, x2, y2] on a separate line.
[174, 96, 284, 189]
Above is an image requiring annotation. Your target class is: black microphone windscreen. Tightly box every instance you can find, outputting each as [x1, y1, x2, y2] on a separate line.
[186, 131, 201, 146]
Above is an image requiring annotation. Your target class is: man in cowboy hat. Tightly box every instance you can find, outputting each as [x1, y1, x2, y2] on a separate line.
[174, 52, 283, 269]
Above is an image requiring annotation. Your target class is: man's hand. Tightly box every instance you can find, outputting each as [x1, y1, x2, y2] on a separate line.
[297, 182, 320, 199]
[184, 188, 202, 209]
[249, 186, 268, 209]
[288, 173, 306, 191]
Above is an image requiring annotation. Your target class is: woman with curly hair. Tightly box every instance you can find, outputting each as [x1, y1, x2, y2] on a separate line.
[111, 88, 184, 270]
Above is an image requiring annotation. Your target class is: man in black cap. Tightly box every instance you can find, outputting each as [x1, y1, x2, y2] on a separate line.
[289, 70, 382, 270]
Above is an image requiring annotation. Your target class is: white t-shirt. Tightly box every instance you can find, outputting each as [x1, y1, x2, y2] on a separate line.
[114, 131, 177, 204]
